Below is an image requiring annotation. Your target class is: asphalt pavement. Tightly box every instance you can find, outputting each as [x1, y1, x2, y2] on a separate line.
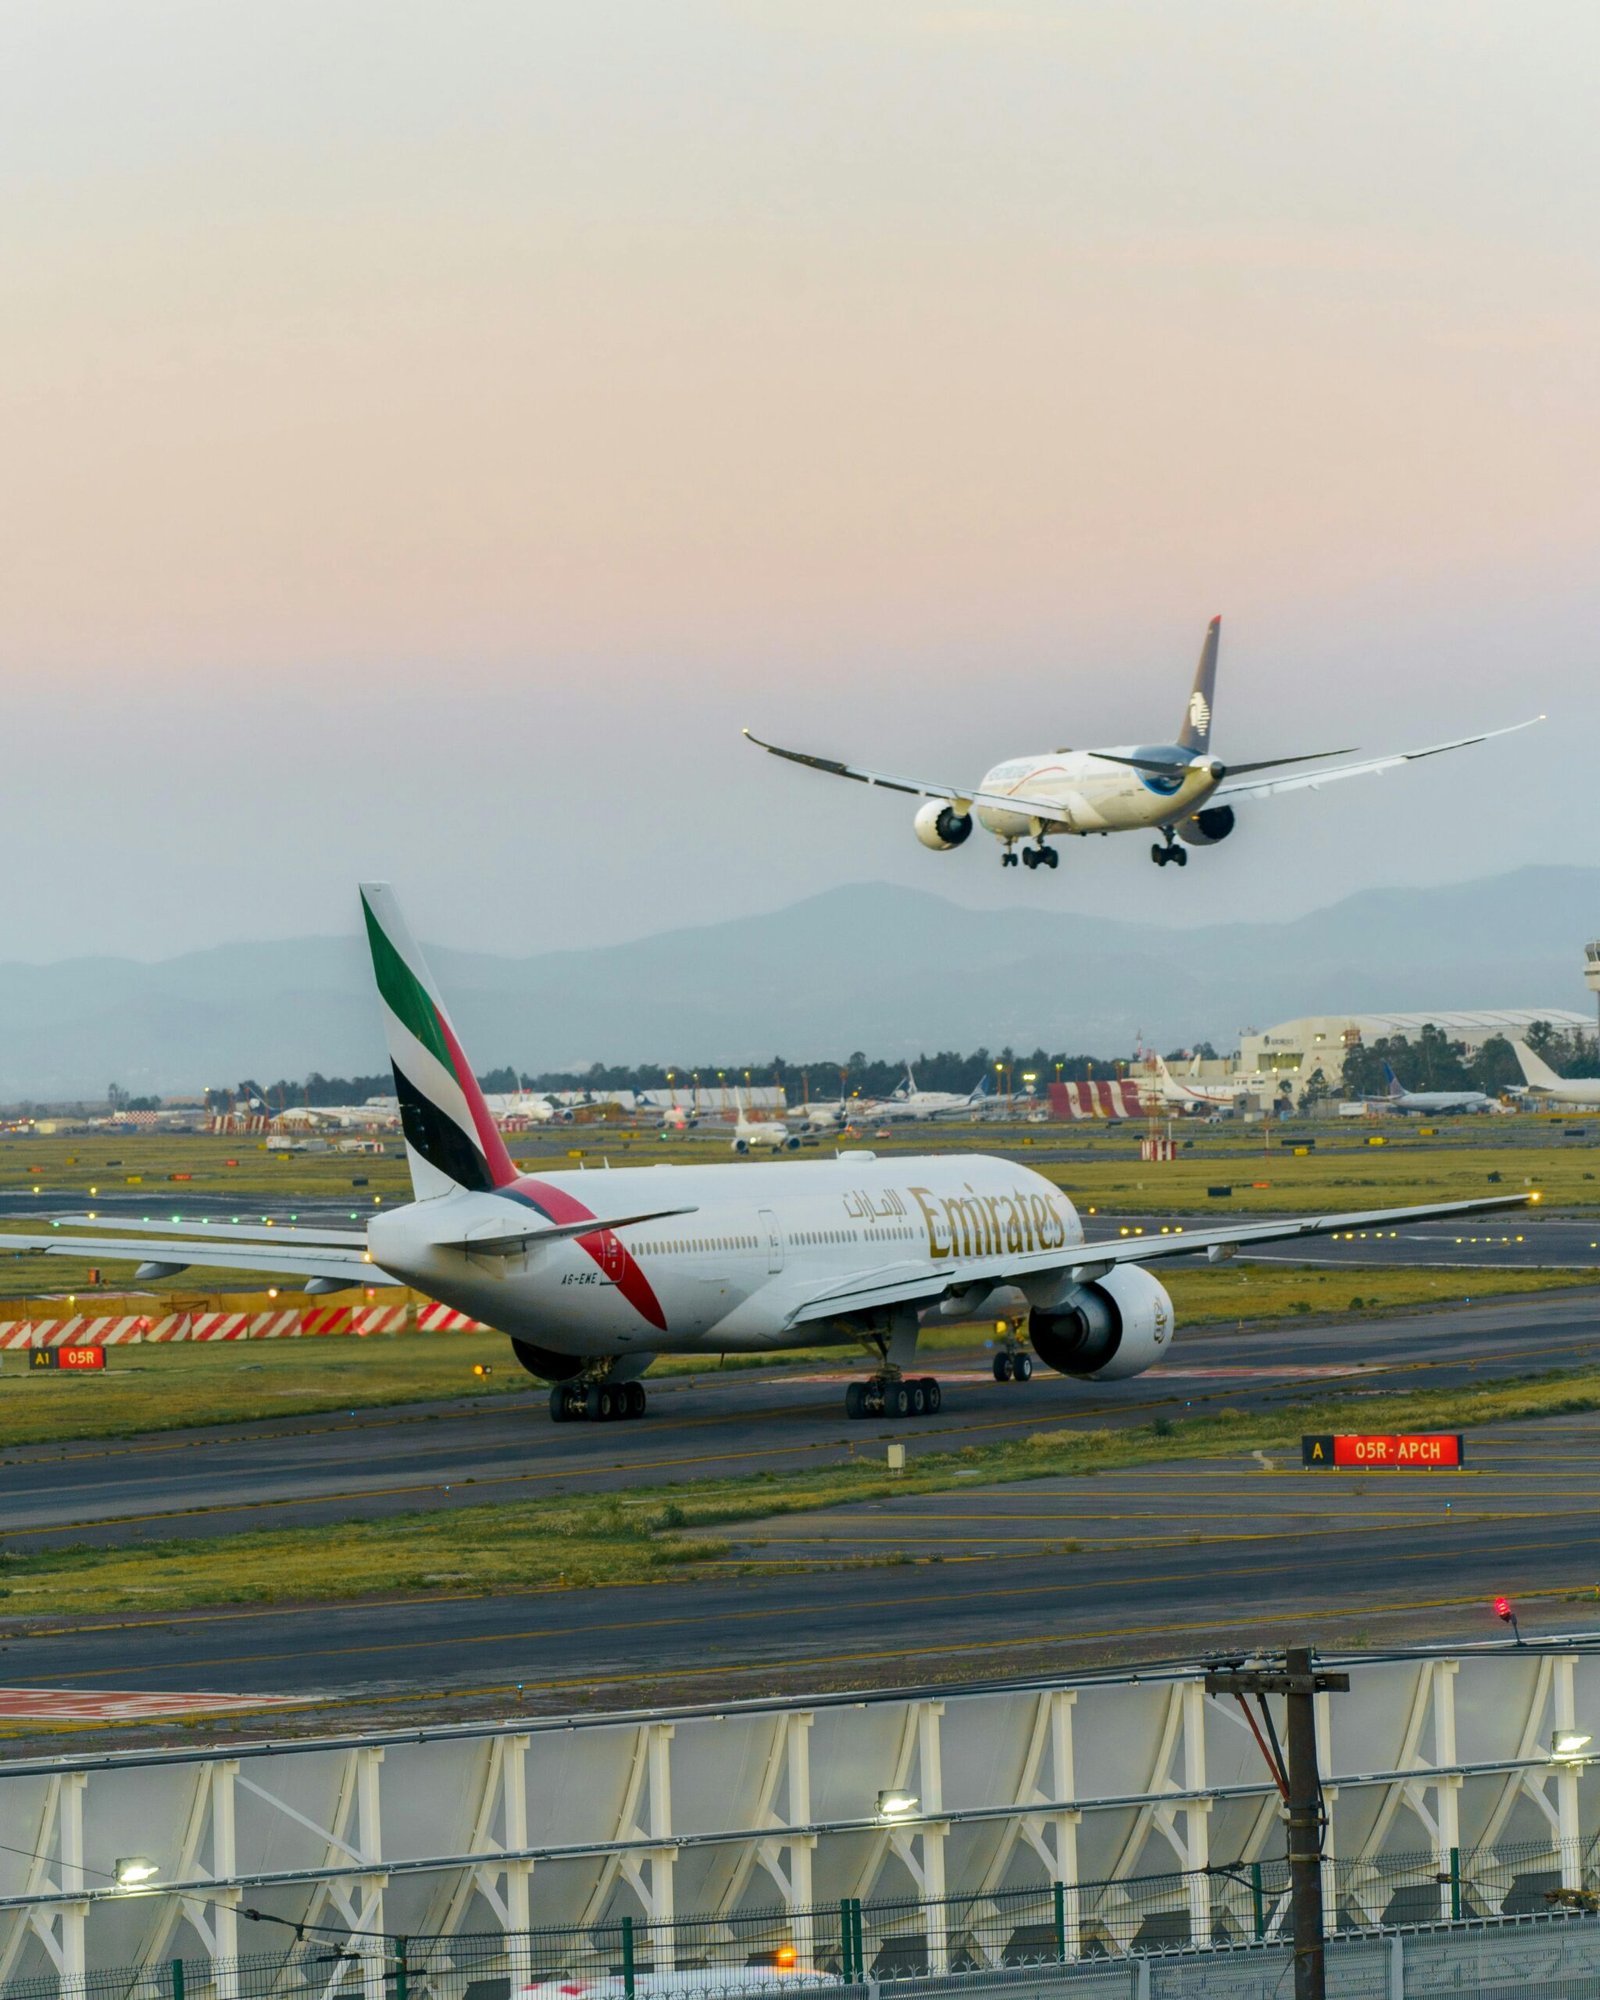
[4, 1287, 1598, 1551]
[4, 1402, 1599, 1752]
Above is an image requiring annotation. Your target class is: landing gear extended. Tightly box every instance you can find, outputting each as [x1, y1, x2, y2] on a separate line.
[843, 1374, 943, 1420]
[1151, 830, 1188, 868]
[1004, 840, 1059, 870]
[549, 1380, 648, 1422]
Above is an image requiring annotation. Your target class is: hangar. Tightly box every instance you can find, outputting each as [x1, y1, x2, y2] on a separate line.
[1237, 1008, 1593, 1101]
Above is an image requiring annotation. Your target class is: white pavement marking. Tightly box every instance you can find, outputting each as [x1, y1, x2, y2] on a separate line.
[0, 1687, 306, 1719]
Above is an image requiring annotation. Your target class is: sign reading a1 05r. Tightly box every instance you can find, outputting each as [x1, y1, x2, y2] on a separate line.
[29, 1345, 107, 1372]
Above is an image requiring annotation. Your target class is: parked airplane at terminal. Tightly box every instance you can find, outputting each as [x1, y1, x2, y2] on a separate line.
[1145, 1055, 1270, 1113]
[876, 1068, 994, 1121]
[1374, 1063, 1498, 1116]
[1511, 1041, 1600, 1109]
[744, 618, 1542, 871]
[10, 885, 1539, 1425]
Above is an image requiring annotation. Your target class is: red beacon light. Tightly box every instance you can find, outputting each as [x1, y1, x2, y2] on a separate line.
[1494, 1596, 1524, 1644]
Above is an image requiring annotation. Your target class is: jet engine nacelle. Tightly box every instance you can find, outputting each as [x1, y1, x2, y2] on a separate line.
[1027, 1264, 1174, 1380]
[1177, 804, 1235, 847]
[913, 801, 974, 851]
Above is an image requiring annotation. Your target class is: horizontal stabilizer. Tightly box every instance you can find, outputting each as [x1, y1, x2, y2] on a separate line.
[1221, 747, 1356, 777]
[449, 1203, 700, 1258]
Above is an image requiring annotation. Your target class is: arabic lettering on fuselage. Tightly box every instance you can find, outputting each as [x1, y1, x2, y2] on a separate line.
[840, 1188, 908, 1221]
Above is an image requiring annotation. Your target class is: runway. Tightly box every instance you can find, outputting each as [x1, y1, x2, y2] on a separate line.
[4, 1287, 1599, 1550]
[5, 1406, 1599, 1752]
[3, 1287, 1600, 1753]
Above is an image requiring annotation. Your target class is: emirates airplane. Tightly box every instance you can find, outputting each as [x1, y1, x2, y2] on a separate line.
[745, 618, 1541, 871]
[12, 885, 1537, 1425]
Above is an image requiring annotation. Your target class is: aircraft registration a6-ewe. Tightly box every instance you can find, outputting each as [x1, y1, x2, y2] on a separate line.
[11, 886, 1538, 1425]
[745, 617, 1542, 870]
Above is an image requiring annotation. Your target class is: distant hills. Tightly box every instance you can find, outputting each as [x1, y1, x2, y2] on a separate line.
[2, 865, 1596, 1100]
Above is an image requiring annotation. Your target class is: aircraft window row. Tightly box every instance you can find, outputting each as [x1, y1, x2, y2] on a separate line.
[794, 1228, 895, 1246]
[637, 1234, 758, 1256]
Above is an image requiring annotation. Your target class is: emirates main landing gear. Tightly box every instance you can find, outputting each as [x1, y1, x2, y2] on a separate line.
[844, 1374, 943, 1420]
[549, 1379, 648, 1422]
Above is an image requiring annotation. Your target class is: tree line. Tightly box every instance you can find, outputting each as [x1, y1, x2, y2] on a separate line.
[246, 1023, 1598, 1111]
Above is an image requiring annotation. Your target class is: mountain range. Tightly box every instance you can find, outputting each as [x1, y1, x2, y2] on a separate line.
[2, 866, 1596, 1100]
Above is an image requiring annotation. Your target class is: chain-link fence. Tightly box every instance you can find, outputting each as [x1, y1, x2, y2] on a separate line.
[5, 1840, 1597, 2000]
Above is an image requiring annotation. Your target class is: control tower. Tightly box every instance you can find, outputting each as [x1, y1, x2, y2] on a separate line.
[1586, 939, 1600, 1043]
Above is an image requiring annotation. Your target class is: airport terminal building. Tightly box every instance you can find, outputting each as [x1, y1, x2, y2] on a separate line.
[1237, 1008, 1594, 1099]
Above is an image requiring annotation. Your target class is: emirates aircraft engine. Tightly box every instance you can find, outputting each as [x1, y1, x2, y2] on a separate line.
[1026, 1264, 1174, 1379]
[913, 802, 973, 851]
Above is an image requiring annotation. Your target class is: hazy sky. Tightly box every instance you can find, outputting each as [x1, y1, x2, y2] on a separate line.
[6, 1, 1598, 964]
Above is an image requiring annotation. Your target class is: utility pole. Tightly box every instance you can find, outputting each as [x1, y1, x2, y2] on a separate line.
[1204, 1648, 1350, 2000]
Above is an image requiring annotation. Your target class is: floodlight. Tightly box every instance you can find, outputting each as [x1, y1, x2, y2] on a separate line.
[876, 1789, 919, 1821]
[1552, 1731, 1592, 1761]
[114, 1858, 159, 1888]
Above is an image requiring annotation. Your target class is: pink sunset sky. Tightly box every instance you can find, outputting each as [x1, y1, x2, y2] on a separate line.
[4, 0, 1597, 960]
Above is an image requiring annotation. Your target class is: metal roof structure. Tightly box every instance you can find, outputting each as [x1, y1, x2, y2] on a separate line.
[3, 1640, 1598, 1989]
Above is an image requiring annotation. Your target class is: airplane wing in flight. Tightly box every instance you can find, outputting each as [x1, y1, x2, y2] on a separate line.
[741, 729, 1073, 826]
[1214, 716, 1544, 801]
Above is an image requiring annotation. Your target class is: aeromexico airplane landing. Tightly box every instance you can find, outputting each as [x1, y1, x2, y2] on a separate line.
[11, 886, 1539, 1425]
[744, 617, 1542, 871]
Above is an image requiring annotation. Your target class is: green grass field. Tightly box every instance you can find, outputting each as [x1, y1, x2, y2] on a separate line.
[2, 1119, 1596, 1227]
[6, 1366, 1598, 1618]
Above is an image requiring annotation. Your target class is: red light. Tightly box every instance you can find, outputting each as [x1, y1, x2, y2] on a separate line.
[1494, 1596, 1513, 1622]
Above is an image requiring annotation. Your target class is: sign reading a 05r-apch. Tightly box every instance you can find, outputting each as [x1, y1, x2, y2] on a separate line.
[1302, 1433, 1464, 1469]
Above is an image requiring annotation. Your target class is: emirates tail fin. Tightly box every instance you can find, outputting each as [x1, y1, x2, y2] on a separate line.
[359, 883, 518, 1199]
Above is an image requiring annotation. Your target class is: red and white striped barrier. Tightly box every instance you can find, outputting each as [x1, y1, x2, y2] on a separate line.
[0, 1300, 481, 1348]
[354, 1305, 408, 1335]
[1048, 1080, 1146, 1119]
[417, 1302, 487, 1332]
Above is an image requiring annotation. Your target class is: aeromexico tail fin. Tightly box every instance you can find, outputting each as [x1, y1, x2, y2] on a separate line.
[358, 883, 518, 1199]
[1383, 1061, 1405, 1097]
[1176, 615, 1220, 754]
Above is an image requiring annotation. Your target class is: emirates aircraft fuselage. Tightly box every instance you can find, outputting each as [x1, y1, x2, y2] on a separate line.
[369, 1153, 1081, 1358]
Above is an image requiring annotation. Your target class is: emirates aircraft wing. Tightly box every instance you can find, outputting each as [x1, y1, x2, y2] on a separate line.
[782, 1190, 1539, 1327]
[0, 1228, 399, 1285]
